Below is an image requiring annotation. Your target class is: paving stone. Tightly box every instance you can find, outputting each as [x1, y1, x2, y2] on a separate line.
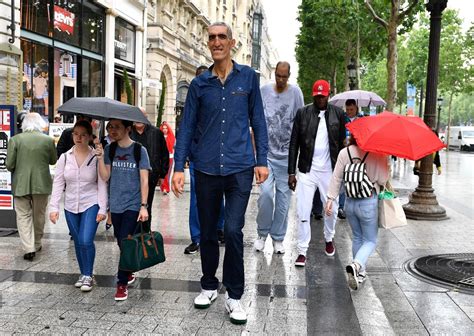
[29, 315, 77, 327]
[111, 321, 157, 333]
[359, 324, 396, 336]
[0, 306, 29, 314]
[36, 325, 87, 335]
[71, 318, 116, 330]
[0, 322, 43, 334]
[100, 312, 143, 323]
[61, 310, 105, 320]
[82, 329, 130, 336]
[0, 314, 37, 323]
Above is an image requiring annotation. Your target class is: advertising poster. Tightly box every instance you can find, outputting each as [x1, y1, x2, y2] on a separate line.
[0, 106, 14, 210]
[406, 83, 417, 116]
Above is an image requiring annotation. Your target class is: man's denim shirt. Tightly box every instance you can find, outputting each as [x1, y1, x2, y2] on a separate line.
[174, 61, 268, 176]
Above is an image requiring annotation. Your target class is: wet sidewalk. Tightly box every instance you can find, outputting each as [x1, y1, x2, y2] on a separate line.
[0, 151, 473, 335]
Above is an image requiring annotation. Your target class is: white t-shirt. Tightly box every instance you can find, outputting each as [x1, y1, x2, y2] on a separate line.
[311, 110, 332, 172]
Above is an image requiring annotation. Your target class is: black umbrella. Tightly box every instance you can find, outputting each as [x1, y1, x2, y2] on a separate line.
[58, 97, 150, 124]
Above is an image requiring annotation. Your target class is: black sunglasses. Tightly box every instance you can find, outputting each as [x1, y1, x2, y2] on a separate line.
[208, 34, 228, 42]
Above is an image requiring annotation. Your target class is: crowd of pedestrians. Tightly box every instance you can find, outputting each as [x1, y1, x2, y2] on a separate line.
[6, 20, 397, 325]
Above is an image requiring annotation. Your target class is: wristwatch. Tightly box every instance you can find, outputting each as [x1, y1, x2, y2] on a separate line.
[140, 203, 148, 208]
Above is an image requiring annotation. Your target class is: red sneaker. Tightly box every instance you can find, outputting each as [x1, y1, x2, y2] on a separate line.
[295, 254, 306, 267]
[114, 284, 128, 301]
[127, 273, 136, 285]
[325, 241, 335, 256]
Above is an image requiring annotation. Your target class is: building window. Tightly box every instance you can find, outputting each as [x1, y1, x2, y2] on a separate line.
[21, 0, 51, 37]
[82, 1, 104, 54]
[82, 58, 103, 97]
[115, 18, 135, 63]
[21, 39, 50, 116]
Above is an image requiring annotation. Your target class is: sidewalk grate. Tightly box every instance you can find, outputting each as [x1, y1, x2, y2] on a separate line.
[404, 254, 474, 295]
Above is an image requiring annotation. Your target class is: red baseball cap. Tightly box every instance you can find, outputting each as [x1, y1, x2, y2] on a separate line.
[312, 80, 330, 97]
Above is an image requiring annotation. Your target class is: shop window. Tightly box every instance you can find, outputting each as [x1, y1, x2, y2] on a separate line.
[21, 0, 51, 37]
[82, 1, 104, 54]
[53, 0, 81, 46]
[115, 18, 135, 63]
[21, 39, 50, 117]
[114, 70, 136, 105]
[82, 58, 103, 97]
[53, 49, 77, 118]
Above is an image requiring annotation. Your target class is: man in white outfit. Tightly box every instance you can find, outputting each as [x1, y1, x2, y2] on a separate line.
[288, 79, 345, 267]
[254, 61, 304, 254]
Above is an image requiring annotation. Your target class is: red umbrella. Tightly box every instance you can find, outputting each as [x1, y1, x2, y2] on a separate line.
[346, 111, 446, 160]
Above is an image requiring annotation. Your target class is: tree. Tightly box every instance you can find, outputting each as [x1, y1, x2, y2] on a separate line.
[296, 0, 385, 103]
[365, 0, 423, 111]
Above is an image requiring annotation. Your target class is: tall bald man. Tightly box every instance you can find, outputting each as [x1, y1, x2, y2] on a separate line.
[254, 61, 304, 254]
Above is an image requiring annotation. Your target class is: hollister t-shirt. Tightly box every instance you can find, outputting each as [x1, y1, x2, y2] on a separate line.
[104, 142, 151, 213]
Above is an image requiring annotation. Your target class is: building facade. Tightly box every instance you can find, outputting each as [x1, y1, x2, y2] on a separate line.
[1, 0, 147, 122]
[145, 0, 277, 131]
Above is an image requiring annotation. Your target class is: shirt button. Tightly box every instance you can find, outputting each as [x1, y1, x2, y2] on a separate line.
[220, 164, 224, 167]
[222, 97, 225, 100]
[222, 120, 225, 123]
[222, 131, 224, 134]
[223, 108, 225, 111]
[221, 154, 224, 156]
[222, 87, 225, 90]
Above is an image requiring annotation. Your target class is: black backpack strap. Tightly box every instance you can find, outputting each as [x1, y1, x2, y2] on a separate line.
[108, 141, 118, 163]
[361, 151, 369, 163]
[347, 147, 354, 163]
[133, 142, 142, 165]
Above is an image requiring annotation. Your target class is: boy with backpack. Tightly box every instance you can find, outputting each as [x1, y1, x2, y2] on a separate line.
[95, 119, 151, 301]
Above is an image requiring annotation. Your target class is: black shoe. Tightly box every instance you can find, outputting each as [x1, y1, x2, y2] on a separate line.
[313, 213, 323, 220]
[217, 230, 225, 244]
[184, 242, 200, 254]
[23, 252, 35, 261]
[337, 209, 346, 219]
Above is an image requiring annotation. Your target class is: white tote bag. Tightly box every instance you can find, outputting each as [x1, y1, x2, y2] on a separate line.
[378, 197, 408, 229]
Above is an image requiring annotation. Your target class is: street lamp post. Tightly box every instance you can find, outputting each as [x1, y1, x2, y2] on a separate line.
[347, 58, 357, 90]
[436, 96, 443, 131]
[403, 0, 448, 220]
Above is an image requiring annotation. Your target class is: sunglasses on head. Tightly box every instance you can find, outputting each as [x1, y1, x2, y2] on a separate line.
[208, 34, 228, 42]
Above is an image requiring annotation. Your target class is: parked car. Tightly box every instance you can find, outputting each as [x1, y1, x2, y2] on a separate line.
[447, 126, 474, 151]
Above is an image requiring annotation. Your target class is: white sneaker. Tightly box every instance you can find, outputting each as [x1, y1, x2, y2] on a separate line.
[272, 240, 285, 254]
[80, 276, 94, 292]
[225, 292, 247, 324]
[194, 289, 218, 309]
[253, 236, 266, 252]
[74, 275, 85, 288]
[346, 262, 360, 290]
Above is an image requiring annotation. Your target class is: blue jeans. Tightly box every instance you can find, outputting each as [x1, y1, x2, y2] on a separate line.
[344, 194, 378, 271]
[256, 157, 292, 241]
[111, 210, 140, 285]
[195, 167, 254, 300]
[189, 162, 224, 244]
[339, 190, 346, 210]
[65, 205, 99, 277]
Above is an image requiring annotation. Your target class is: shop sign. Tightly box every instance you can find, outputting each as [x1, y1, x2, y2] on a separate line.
[49, 123, 74, 146]
[54, 5, 75, 35]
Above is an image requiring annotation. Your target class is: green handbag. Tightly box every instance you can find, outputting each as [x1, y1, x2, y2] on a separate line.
[119, 222, 166, 272]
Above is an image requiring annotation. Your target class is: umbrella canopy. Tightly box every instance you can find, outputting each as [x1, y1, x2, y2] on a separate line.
[346, 111, 445, 161]
[58, 97, 150, 124]
[329, 90, 386, 108]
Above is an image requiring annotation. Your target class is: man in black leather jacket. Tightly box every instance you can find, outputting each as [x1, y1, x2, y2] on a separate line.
[288, 79, 345, 267]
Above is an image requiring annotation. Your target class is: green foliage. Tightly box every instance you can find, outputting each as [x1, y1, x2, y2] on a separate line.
[156, 78, 166, 127]
[296, 0, 385, 103]
[123, 69, 133, 105]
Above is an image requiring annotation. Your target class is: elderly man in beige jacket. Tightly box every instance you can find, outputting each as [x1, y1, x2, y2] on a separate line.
[6, 113, 57, 261]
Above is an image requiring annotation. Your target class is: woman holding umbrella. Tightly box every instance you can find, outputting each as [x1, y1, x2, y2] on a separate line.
[49, 120, 108, 291]
[324, 135, 389, 290]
